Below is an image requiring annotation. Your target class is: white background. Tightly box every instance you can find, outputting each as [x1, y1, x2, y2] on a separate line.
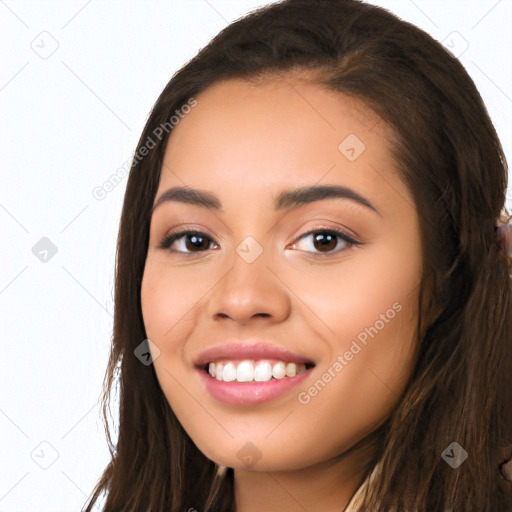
[1, 1, 511, 510]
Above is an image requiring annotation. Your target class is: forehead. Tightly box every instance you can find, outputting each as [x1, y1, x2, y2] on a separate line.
[157, 76, 408, 214]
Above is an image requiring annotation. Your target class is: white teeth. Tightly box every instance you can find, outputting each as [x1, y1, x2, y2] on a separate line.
[207, 360, 309, 382]
[215, 362, 224, 381]
[237, 360, 254, 382]
[254, 361, 272, 381]
[222, 362, 237, 382]
[272, 361, 286, 379]
[285, 362, 297, 377]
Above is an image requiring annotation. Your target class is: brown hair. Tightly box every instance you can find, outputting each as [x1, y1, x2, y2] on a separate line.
[83, 0, 512, 510]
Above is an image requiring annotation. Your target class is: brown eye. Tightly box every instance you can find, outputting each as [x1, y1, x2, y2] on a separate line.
[158, 231, 219, 253]
[311, 232, 338, 252]
[291, 229, 361, 255]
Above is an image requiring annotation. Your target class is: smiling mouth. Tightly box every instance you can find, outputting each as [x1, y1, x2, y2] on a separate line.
[202, 359, 316, 383]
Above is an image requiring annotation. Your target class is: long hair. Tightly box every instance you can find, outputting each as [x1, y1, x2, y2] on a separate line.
[83, 0, 512, 510]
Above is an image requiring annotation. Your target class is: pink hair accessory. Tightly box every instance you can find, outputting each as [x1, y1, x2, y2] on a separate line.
[496, 209, 512, 264]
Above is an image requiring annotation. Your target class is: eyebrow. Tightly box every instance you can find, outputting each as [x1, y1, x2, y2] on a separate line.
[152, 184, 381, 216]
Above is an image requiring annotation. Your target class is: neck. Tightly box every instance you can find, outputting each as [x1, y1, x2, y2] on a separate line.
[233, 426, 384, 512]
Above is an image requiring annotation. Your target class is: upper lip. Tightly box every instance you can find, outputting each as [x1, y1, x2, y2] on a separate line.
[194, 342, 316, 368]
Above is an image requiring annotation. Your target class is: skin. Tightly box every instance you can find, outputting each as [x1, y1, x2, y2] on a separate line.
[140, 74, 423, 511]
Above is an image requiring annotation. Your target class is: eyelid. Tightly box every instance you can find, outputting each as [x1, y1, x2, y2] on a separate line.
[291, 226, 360, 247]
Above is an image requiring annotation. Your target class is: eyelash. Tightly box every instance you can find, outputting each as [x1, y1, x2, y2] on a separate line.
[158, 227, 362, 256]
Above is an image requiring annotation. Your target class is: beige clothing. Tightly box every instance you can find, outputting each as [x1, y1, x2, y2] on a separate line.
[343, 460, 382, 512]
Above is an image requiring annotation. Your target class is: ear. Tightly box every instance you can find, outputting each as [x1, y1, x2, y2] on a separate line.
[500, 455, 512, 483]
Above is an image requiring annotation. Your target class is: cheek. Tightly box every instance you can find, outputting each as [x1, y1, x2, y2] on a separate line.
[140, 254, 223, 407]
[299, 241, 419, 354]
[140, 257, 202, 406]
[288, 290, 417, 466]
[140, 256, 207, 342]
[293, 241, 420, 418]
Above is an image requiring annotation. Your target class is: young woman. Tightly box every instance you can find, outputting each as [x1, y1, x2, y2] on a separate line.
[83, 0, 512, 510]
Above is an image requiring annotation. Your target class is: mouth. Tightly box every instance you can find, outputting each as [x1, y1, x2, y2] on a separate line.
[196, 359, 316, 405]
[193, 342, 317, 404]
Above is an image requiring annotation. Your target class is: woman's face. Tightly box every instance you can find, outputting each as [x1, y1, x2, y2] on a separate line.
[140, 76, 423, 472]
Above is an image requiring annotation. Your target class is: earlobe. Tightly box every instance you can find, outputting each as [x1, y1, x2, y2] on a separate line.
[499, 451, 512, 483]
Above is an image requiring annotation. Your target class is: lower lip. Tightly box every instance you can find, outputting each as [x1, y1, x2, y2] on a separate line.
[197, 367, 314, 405]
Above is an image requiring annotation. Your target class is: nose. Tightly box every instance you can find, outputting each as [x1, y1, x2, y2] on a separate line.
[206, 250, 292, 325]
